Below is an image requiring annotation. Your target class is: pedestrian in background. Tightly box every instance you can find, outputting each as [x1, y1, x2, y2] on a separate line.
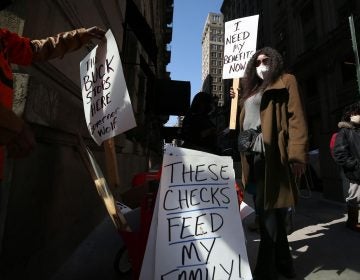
[333, 102, 360, 232]
[181, 91, 218, 154]
[0, 1, 105, 181]
[230, 47, 308, 280]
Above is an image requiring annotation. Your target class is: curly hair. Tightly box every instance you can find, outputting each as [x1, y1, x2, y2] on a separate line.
[241, 47, 284, 102]
[342, 102, 360, 122]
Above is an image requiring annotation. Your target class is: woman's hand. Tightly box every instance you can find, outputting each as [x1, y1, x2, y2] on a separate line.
[230, 87, 240, 99]
[290, 162, 306, 178]
[230, 87, 236, 99]
[85, 26, 106, 39]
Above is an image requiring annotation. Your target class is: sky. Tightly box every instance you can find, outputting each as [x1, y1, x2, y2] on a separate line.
[165, 0, 223, 126]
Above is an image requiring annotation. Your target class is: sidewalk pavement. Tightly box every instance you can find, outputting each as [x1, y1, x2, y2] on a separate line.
[52, 191, 360, 280]
[244, 191, 360, 280]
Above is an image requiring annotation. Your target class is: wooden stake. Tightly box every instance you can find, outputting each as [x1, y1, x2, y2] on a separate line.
[77, 135, 131, 232]
[104, 138, 121, 189]
[229, 78, 240, 130]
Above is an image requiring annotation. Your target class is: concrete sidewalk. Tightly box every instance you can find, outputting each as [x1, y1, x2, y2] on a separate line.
[244, 191, 360, 280]
[52, 191, 360, 280]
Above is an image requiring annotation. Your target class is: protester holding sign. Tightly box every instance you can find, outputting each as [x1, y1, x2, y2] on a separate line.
[230, 47, 308, 280]
[0, 2, 105, 181]
[181, 91, 218, 154]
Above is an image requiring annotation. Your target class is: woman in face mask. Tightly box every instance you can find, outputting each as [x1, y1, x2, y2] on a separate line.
[333, 103, 360, 232]
[230, 47, 308, 280]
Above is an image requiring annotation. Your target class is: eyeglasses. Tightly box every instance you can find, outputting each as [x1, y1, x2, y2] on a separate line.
[255, 57, 269, 67]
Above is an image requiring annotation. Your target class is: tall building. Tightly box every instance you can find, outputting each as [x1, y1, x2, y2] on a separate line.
[201, 13, 225, 106]
[221, 0, 360, 201]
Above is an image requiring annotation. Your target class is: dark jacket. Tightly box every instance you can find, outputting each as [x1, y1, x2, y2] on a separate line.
[333, 121, 360, 183]
[240, 73, 308, 209]
[181, 113, 217, 154]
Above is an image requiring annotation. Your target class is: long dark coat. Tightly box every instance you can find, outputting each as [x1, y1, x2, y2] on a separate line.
[333, 121, 360, 183]
[240, 73, 308, 209]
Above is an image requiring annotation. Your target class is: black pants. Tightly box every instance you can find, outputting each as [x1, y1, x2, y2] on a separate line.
[250, 154, 294, 280]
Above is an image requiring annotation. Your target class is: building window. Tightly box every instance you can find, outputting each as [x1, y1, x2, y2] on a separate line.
[213, 85, 217, 91]
[211, 60, 217, 66]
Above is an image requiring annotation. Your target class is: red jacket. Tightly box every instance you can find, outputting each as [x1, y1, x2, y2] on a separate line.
[0, 27, 92, 179]
[0, 28, 33, 179]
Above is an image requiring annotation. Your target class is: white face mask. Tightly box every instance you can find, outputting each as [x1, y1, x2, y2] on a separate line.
[350, 115, 360, 124]
[256, 64, 269, 79]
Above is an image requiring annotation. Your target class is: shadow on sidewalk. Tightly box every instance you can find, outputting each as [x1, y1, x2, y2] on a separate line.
[244, 193, 360, 280]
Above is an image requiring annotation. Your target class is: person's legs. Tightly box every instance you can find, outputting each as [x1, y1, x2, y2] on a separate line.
[248, 195, 260, 232]
[252, 154, 278, 280]
[252, 154, 295, 279]
[345, 182, 360, 232]
[275, 209, 296, 278]
[245, 154, 259, 232]
[253, 208, 278, 280]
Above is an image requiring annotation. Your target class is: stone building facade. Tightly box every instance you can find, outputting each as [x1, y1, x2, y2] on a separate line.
[0, 0, 173, 278]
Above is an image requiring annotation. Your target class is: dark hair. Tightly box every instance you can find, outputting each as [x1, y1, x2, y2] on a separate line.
[187, 91, 214, 115]
[241, 47, 284, 101]
[342, 102, 360, 122]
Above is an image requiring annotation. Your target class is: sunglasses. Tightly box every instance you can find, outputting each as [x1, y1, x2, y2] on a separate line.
[255, 57, 269, 67]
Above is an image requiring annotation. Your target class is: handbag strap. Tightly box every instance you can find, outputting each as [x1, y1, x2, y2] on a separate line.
[294, 164, 312, 199]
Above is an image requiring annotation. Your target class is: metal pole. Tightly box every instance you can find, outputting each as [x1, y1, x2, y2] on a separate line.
[349, 14, 360, 96]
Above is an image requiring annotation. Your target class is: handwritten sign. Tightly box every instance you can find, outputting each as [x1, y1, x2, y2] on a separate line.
[148, 146, 252, 280]
[80, 29, 136, 145]
[222, 15, 259, 79]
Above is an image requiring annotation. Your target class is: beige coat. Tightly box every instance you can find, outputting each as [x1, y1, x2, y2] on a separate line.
[240, 73, 308, 209]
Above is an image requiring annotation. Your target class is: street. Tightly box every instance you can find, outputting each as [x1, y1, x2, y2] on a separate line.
[51, 191, 360, 280]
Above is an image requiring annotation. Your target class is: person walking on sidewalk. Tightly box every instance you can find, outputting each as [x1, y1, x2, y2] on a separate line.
[231, 47, 308, 280]
[333, 102, 360, 232]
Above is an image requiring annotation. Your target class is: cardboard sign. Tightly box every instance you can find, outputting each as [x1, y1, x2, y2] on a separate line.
[222, 15, 259, 79]
[140, 146, 252, 279]
[80, 29, 136, 145]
